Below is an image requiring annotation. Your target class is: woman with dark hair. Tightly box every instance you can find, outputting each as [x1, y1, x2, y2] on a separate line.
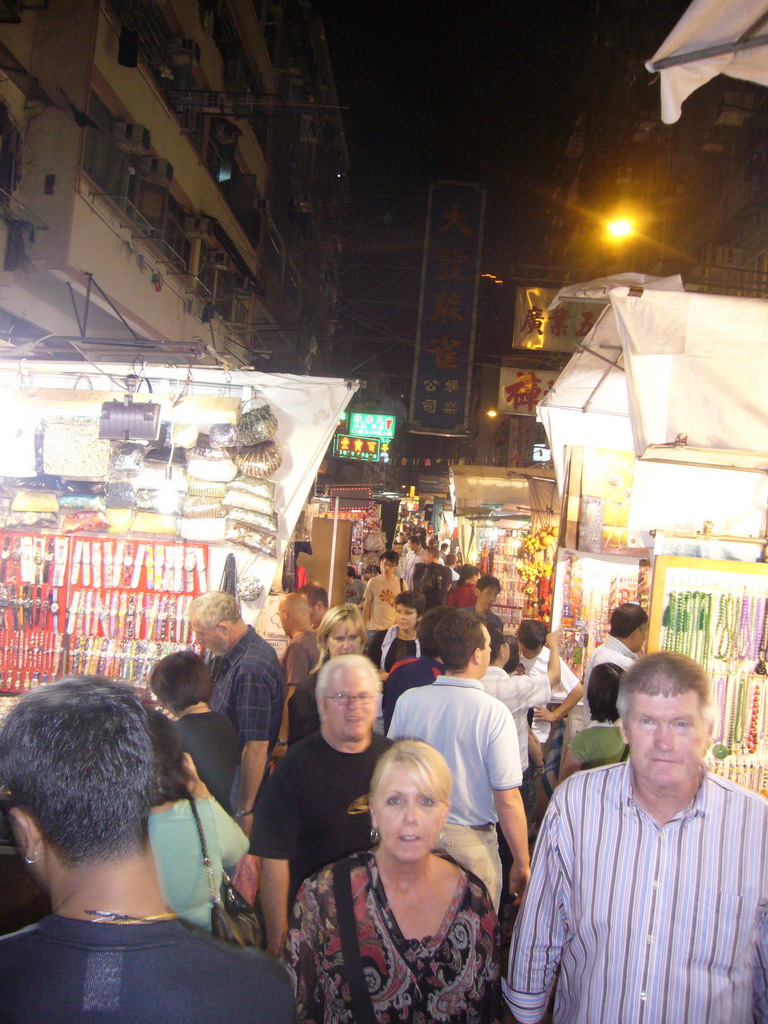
[558, 663, 629, 783]
[146, 710, 248, 931]
[367, 590, 426, 680]
[150, 650, 239, 813]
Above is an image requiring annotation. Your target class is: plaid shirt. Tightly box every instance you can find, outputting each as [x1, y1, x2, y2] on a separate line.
[210, 626, 283, 749]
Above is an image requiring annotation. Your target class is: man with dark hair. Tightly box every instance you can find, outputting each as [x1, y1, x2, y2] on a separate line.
[362, 550, 404, 645]
[295, 582, 329, 630]
[447, 563, 480, 608]
[517, 618, 583, 740]
[402, 534, 426, 588]
[381, 605, 451, 731]
[467, 573, 504, 630]
[583, 601, 648, 723]
[389, 609, 529, 910]
[0, 676, 294, 1023]
[507, 652, 768, 1024]
[413, 544, 453, 609]
[189, 591, 282, 837]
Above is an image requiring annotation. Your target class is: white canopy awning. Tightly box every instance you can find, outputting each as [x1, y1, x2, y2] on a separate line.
[609, 286, 768, 470]
[450, 465, 557, 514]
[646, 0, 768, 124]
[538, 281, 768, 541]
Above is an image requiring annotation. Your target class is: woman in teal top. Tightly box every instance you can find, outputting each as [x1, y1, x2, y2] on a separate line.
[559, 663, 628, 783]
[147, 711, 248, 931]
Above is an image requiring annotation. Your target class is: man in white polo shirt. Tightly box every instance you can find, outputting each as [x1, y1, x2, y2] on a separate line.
[388, 608, 529, 910]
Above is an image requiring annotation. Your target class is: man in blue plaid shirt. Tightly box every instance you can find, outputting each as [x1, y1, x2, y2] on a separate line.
[189, 591, 283, 838]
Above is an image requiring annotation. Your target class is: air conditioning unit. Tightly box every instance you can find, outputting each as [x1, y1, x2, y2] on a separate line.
[112, 122, 151, 153]
[253, 198, 270, 213]
[136, 157, 174, 184]
[169, 37, 201, 66]
[184, 215, 213, 238]
[209, 251, 232, 270]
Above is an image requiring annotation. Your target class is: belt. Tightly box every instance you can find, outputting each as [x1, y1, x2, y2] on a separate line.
[468, 823, 495, 832]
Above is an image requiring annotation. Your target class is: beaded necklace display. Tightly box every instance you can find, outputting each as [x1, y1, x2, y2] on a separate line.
[661, 574, 768, 792]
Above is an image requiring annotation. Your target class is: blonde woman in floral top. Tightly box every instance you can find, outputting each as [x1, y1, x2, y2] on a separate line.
[284, 741, 501, 1024]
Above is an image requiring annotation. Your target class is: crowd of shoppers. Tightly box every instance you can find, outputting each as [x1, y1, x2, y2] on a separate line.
[1, 576, 765, 1024]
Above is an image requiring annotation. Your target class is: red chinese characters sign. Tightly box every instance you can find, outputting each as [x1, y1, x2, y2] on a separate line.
[513, 287, 605, 352]
[498, 366, 557, 416]
[409, 181, 486, 436]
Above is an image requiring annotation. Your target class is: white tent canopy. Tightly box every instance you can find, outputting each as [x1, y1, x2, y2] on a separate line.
[609, 286, 768, 470]
[646, 0, 768, 124]
[0, 361, 357, 612]
[538, 282, 768, 540]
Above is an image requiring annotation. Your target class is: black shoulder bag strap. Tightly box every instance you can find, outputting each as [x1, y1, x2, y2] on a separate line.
[332, 858, 378, 1024]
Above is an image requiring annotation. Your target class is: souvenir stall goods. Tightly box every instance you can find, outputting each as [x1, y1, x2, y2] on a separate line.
[553, 548, 650, 678]
[649, 555, 768, 794]
[0, 360, 360, 696]
[473, 523, 529, 627]
[0, 532, 207, 700]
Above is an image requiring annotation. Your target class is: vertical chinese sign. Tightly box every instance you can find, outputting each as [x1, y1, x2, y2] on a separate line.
[409, 181, 486, 435]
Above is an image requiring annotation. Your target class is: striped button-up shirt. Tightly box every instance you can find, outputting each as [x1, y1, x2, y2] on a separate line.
[505, 761, 768, 1024]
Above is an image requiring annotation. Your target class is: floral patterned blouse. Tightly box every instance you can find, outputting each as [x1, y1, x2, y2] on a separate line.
[284, 850, 501, 1024]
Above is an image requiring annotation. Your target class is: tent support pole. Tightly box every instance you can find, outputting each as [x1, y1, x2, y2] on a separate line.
[649, 32, 768, 71]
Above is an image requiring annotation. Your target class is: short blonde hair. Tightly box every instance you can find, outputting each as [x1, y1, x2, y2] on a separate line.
[314, 604, 367, 671]
[370, 740, 452, 806]
[187, 592, 241, 628]
[315, 654, 382, 706]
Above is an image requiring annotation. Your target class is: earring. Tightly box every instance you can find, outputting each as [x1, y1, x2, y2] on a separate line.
[370, 826, 379, 844]
[439, 832, 445, 843]
[24, 850, 38, 865]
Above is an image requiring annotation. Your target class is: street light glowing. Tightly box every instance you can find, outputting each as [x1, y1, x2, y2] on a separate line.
[606, 218, 634, 239]
[486, 408, 498, 418]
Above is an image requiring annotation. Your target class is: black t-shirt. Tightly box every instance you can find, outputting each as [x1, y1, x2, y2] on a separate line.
[250, 730, 391, 904]
[0, 916, 295, 1023]
[174, 711, 239, 814]
[368, 630, 418, 673]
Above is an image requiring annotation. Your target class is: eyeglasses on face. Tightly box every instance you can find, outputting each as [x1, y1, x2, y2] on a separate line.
[324, 692, 375, 706]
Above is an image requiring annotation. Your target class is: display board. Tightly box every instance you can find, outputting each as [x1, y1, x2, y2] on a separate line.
[649, 555, 768, 793]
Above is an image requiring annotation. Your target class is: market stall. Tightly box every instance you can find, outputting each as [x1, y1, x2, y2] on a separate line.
[0, 361, 357, 711]
[450, 465, 559, 624]
[538, 281, 768, 792]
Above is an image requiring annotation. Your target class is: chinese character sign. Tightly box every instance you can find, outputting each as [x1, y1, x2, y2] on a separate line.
[333, 434, 381, 462]
[348, 413, 397, 440]
[410, 181, 486, 435]
[498, 366, 557, 416]
[512, 286, 605, 352]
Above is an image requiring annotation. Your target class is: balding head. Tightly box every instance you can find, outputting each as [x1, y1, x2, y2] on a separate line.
[279, 592, 312, 637]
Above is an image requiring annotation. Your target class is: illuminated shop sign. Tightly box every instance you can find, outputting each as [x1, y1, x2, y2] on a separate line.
[348, 413, 397, 440]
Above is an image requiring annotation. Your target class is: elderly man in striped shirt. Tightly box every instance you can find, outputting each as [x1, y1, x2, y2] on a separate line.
[505, 651, 768, 1024]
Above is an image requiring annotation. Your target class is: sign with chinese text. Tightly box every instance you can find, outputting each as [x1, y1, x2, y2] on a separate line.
[513, 287, 605, 352]
[349, 413, 397, 440]
[333, 434, 381, 462]
[498, 366, 557, 416]
[409, 181, 486, 435]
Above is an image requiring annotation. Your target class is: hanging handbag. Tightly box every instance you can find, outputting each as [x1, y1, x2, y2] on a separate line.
[332, 857, 378, 1024]
[188, 799, 263, 948]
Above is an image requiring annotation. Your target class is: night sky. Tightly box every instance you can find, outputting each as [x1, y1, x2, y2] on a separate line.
[314, 0, 601, 262]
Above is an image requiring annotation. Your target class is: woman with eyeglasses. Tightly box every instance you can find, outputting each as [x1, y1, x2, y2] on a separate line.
[285, 740, 501, 1023]
[288, 603, 371, 744]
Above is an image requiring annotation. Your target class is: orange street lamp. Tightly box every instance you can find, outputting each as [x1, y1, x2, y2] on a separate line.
[606, 217, 634, 240]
